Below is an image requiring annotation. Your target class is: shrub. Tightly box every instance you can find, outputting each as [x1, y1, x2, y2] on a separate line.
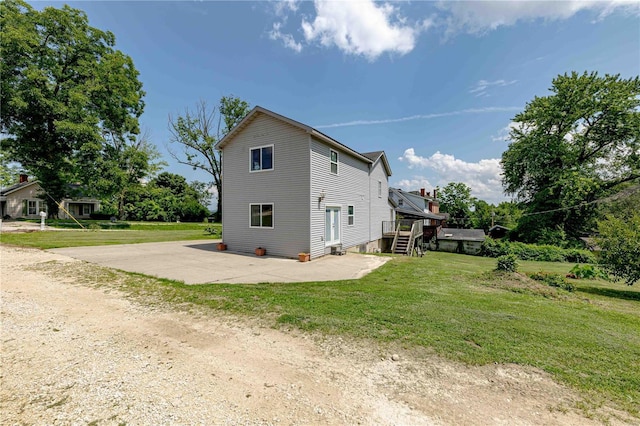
[529, 271, 575, 292]
[90, 211, 115, 220]
[496, 254, 519, 272]
[480, 238, 595, 263]
[569, 264, 609, 280]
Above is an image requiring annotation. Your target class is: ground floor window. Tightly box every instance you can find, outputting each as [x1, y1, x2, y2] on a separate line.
[82, 204, 93, 216]
[348, 205, 354, 226]
[23, 199, 46, 216]
[250, 203, 273, 228]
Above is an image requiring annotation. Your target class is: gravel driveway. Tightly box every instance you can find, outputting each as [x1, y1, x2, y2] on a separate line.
[1, 246, 623, 425]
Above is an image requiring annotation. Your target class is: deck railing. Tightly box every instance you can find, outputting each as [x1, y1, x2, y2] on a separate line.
[383, 219, 419, 235]
[382, 221, 396, 235]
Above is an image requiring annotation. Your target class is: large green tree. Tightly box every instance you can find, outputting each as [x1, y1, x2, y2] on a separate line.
[89, 131, 165, 219]
[597, 213, 640, 286]
[168, 96, 250, 221]
[115, 172, 208, 222]
[502, 71, 640, 242]
[0, 0, 145, 216]
[438, 182, 475, 228]
[0, 151, 20, 188]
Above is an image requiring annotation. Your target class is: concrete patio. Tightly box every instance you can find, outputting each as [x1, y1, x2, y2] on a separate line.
[50, 240, 390, 284]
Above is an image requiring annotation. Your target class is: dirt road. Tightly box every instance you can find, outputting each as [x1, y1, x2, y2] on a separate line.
[0, 246, 621, 425]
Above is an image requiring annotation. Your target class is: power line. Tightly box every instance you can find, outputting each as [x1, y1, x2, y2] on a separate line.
[521, 185, 639, 217]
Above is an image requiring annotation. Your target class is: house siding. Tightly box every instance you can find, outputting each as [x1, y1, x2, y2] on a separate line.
[221, 113, 311, 258]
[2, 184, 44, 218]
[310, 137, 370, 258]
[368, 159, 389, 242]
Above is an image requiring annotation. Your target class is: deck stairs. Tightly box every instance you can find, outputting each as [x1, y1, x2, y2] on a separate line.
[393, 232, 412, 255]
[391, 219, 423, 256]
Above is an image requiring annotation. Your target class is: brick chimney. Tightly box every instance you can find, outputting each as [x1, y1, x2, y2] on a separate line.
[19, 174, 28, 183]
[420, 188, 425, 197]
[433, 188, 437, 199]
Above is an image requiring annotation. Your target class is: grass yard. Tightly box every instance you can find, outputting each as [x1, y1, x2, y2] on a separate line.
[113, 252, 639, 417]
[2, 227, 638, 417]
[0, 221, 221, 249]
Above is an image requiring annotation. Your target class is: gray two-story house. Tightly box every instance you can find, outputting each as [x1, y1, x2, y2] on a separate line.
[215, 106, 392, 260]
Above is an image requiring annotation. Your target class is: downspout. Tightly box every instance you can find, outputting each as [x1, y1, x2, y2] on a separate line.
[218, 150, 223, 241]
[368, 163, 372, 243]
[308, 133, 313, 258]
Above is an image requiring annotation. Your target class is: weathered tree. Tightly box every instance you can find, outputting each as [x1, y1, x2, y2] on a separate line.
[168, 96, 250, 221]
[502, 71, 640, 242]
[0, 0, 145, 216]
[438, 182, 475, 228]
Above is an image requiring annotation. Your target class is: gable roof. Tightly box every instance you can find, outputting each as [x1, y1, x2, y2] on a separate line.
[215, 106, 391, 175]
[390, 187, 445, 220]
[361, 151, 392, 177]
[0, 180, 40, 197]
[437, 228, 486, 242]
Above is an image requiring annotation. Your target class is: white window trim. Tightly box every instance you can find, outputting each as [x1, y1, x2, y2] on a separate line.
[347, 205, 355, 226]
[330, 149, 338, 175]
[27, 200, 38, 215]
[249, 203, 274, 229]
[249, 144, 274, 173]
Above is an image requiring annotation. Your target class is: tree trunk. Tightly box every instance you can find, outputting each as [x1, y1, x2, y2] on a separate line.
[215, 184, 222, 222]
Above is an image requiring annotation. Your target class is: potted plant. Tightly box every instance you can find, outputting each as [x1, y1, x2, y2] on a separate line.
[255, 247, 266, 256]
[217, 242, 227, 251]
[298, 252, 310, 262]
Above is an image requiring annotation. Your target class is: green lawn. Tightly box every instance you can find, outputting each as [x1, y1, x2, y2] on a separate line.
[116, 252, 639, 417]
[3, 230, 639, 417]
[0, 221, 220, 248]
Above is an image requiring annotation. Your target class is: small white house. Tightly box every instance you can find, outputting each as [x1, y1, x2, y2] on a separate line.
[0, 175, 100, 219]
[215, 106, 392, 259]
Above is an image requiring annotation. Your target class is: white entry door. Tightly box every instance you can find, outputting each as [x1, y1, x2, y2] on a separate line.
[325, 207, 341, 246]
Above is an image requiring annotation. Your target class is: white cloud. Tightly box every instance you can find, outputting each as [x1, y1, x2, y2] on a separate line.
[268, 22, 303, 53]
[469, 79, 517, 97]
[315, 106, 522, 129]
[300, 0, 422, 60]
[267, 1, 637, 59]
[398, 148, 505, 203]
[396, 176, 434, 192]
[273, 0, 299, 17]
[439, 0, 639, 35]
[492, 122, 519, 142]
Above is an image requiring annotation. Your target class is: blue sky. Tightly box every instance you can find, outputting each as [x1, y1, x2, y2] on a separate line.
[37, 1, 640, 205]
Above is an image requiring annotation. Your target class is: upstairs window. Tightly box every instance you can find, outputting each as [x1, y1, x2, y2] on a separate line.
[378, 181, 382, 198]
[330, 149, 338, 174]
[250, 145, 273, 172]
